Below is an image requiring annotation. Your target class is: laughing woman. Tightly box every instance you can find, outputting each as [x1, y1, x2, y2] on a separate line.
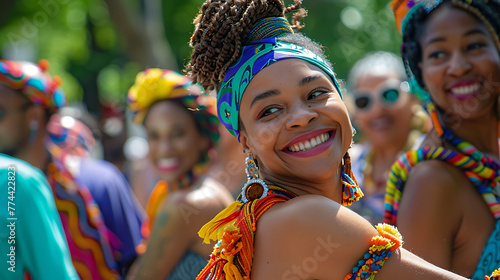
[185, 0, 499, 279]
[384, 0, 500, 279]
[126, 69, 234, 279]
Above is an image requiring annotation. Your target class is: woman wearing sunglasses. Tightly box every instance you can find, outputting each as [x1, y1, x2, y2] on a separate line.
[348, 51, 429, 224]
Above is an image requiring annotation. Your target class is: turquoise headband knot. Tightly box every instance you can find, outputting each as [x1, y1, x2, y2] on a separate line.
[217, 31, 341, 139]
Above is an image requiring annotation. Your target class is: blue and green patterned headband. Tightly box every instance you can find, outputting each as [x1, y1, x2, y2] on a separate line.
[217, 18, 341, 139]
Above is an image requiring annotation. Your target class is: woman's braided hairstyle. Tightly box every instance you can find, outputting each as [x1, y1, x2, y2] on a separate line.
[402, 0, 500, 89]
[186, 0, 327, 92]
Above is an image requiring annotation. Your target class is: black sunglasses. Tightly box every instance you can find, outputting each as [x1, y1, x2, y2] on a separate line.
[354, 88, 400, 110]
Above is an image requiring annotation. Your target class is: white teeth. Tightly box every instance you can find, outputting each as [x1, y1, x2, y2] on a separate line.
[311, 138, 318, 147]
[287, 132, 331, 153]
[158, 158, 177, 167]
[451, 84, 480, 95]
[304, 141, 312, 149]
[299, 143, 305, 151]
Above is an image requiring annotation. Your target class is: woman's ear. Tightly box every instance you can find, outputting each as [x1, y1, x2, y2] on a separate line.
[238, 130, 252, 153]
[25, 105, 45, 127]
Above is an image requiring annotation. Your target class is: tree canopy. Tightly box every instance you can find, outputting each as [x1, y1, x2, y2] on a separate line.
[0, 0, 401, 115]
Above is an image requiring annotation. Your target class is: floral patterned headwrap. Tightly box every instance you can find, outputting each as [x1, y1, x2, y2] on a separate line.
[0, 59, 67, 112]
[127, 68, 219, 148]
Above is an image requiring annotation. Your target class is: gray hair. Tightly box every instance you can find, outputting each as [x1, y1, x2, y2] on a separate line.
[347, 51, 407, 91]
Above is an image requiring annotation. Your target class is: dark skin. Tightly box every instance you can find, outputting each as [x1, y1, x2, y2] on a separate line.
[127, 100, 234, 279]
[398, 4, 499, 277]
[236, 59, 469, 279]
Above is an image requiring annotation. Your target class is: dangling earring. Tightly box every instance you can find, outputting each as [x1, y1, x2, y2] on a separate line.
[240, 153, 269, 203]
[341, 152, 363, 206]
[28, 120, 39, 143]
[425, 102, 444, 137]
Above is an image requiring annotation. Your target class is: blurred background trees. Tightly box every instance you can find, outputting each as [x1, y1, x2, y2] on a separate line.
[0, 0, 400, 116]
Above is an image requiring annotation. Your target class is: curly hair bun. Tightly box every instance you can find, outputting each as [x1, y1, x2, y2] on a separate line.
[186, 0, 305, 92]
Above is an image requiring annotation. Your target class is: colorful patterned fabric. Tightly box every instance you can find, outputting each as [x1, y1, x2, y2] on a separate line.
[127, 68, 219, 148]
[46, 114, 95, 157]
[391, 0, 443, 34]
[46, 157, 120, 280]
[486, 269, 500, 280]
[196, 183, 395, 280]
[246, 17, 294, 44]
[218, 36, 341, 138]
[384, 128, 500, 224]
[344, 224, 403, 280]
[472, 219, 500, 280]
[45, 116, 120, 279]
[196, 184, 296, 280]
[0, 59, 66, 112]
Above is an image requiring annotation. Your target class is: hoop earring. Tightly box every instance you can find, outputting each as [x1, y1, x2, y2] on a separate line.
[240, 153, 269, 203]
[341, 152, 363, 206]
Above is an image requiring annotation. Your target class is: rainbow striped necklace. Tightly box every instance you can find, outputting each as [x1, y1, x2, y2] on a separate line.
[385, 125, 500, 224]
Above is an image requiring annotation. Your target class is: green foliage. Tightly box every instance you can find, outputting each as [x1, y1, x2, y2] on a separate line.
[0, 0, 402, 107]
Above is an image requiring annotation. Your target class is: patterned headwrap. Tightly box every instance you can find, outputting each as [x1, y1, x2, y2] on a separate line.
[217, 17, 341, 139]
[46, 114, 96, 158]
[0, 59, 67, 112]
[127, 69, 219, 148]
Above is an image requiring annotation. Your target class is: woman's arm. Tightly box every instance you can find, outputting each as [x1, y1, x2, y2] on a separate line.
[127, 191, 200, 280]
[397, 160, 462, 270]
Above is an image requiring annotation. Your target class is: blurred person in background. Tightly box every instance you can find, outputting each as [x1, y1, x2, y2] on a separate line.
[0, 60, 77, 279]
[0, 59, 124, 280]
[126, 69, 234, 279]
[46, 112, 144, 277]
[347, 51, 429, 223]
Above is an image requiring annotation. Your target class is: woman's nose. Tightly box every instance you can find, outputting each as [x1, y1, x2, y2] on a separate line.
[285, 103, 318, 129]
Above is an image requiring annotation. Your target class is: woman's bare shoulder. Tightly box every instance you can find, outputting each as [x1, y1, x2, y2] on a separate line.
[252, 195, 379, 279]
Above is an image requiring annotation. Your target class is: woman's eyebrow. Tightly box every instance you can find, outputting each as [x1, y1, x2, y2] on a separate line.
[250, 89, 280, 109]
[463, 28, 486, 37]
[299, 74, 322, 87]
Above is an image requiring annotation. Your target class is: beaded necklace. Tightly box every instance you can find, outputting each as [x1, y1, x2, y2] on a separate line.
[384, 125, 500, 224]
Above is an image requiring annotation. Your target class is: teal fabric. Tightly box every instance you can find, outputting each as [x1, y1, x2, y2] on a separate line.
[167, 250, 207, 280]
[0, 154, 78, 280]
[471, 218, 500, 280]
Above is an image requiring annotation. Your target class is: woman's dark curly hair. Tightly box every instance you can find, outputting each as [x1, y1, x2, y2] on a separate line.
[186, 0, 328, 92]
[402, 0, 500, 89]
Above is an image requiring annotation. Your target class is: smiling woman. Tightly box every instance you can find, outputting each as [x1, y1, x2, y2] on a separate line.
[126, 69, 234, 280]
[384, 0, 500, 279]
[184, 0, 498, 279]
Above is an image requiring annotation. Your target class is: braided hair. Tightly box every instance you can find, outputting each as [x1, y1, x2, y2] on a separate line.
[186, 0, 327, 92]
[402, 0, 500, 89]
